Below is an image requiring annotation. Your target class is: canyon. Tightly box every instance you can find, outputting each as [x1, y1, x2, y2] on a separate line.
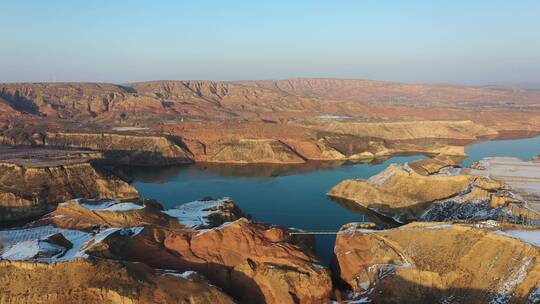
[1, 78, 540, 303]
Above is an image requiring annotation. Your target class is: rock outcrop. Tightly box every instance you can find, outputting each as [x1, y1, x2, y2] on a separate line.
[0, 147, 138, 222]
[307, 120, 499, 160]
[333, 221, 540, 304]
[209, 139, 306, 164]
[1, 198, 332, 304]
[328, 158, 540, 223]
[312, 120, 496, 142]
[160, 120, 499, 164]
[1, 131, 194, 165]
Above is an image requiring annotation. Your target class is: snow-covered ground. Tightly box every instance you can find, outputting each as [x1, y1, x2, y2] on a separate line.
[163, 197, 231, 229]
[77, 199, 145, 212]
[0, 225, 143, 262]
[0, 198, 235, 263]
[496, 229, 540, 247]
[319, 115, 352, 120]
[111, 126, 149, 131]
[160, 270, 199, 280]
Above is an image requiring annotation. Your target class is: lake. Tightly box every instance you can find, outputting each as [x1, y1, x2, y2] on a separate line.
[131, 135, 540, 264]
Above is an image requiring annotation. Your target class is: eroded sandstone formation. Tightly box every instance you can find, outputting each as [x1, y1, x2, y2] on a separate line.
[1, 131, 194, 165]
[0, 147, 138, 222]
[333, 221, 540, 304]
[328, 157, 540, 223]
[0, 198, 333, 304]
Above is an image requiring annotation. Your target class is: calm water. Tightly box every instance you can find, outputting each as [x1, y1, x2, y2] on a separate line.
[131, 135, 540, 264]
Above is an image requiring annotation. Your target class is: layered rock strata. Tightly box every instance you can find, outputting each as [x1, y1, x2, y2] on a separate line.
[0, 148, 138, 222]
[1, 131, 194, 165]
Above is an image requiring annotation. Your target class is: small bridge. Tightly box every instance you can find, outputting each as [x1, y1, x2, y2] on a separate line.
[288, 230, 340, 235]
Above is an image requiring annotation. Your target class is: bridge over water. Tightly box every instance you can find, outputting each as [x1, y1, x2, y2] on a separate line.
[288, 230, 340, 235]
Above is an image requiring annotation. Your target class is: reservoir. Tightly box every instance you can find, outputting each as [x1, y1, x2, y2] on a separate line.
[131, 135, 540, 263]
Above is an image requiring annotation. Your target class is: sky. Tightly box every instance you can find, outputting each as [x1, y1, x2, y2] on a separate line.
[1, 0, 539, 85]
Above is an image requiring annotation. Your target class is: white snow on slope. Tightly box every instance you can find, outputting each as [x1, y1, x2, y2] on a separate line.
[495, 229, 540, 247]
[78, 200, 144, 212]
[161, 270, 199, 280]
[164, 198, 230, 228]
[2, 240, 64, 260]
[0, 225, 143, 262]
[489, 257, 533, 304]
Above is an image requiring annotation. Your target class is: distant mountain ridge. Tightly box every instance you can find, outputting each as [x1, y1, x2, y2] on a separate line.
[1, 78, 539, 121]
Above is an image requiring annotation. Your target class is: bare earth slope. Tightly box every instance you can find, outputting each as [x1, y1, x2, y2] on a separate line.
[0, 259, 235, 304]
[334, 222, 540, 304]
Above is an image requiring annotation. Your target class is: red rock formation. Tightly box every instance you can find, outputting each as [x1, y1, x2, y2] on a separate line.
[4, 198, 333, 304]
[1, 79, 540, 165]
[99, 218, 332, 304]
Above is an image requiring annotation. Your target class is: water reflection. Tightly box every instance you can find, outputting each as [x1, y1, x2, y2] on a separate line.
[331, 197, 400, 229]
[121, 154, 441, 182]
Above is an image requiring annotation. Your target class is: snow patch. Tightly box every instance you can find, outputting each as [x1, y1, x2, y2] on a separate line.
[0, 225, 144, 262]
[1, 240, 63, 260]
[311, 263, 326, 270]
[489, 257, 532, 304]
[100, 203, 145, 212]
[161, 270, 198, 280]
[80, 200, 144, 212]
[111, 126, 149, 131]
[495, 229, 540, 247]
[164, 198, 231, 229]
[319, 115, 352, 120]
[528, 287, 540, 303]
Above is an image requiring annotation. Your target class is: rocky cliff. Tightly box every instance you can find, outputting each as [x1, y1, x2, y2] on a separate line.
[0, 148, 138, 222]
[334, 221, 540, 303]
[328, 158, 540, 223]
[1, 119, 494, 164]
[1, 198, 333, 304]
[1, 131, 194, 165]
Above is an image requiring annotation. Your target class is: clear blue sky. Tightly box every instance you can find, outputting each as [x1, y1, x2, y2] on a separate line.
[1, 0, 539, 85]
